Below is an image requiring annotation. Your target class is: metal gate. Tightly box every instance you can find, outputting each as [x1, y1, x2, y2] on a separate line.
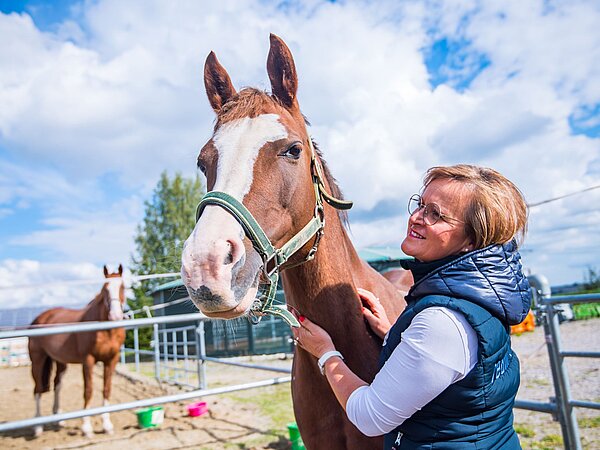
[514, 274, 600, 450]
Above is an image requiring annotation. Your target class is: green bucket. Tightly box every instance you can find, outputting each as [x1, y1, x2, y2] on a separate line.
[287, 422, 306, 450]
[136, 406, 164, 428]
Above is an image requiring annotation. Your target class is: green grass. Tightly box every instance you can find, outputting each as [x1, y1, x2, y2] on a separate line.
[224, 384, 295, 431]
[527, 377, 550, 387]
[573, 303, 600, 320]
[528, 434, 564, 450]
[514, 423, 536, 438]
[579, 416, 600, 429]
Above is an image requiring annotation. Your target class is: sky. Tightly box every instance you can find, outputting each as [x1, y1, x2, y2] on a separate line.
[0, 0, 599, 309]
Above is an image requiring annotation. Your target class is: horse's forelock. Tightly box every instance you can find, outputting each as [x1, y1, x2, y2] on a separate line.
[215, 88, 284, 130]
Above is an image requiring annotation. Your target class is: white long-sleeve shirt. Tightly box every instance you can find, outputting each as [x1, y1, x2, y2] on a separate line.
[346, 307, 479, 437]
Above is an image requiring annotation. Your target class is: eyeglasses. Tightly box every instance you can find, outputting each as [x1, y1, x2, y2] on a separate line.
[407, 194, 464, 226]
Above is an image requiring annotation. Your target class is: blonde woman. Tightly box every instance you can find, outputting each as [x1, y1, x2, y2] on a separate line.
[293, 165, 531, 449]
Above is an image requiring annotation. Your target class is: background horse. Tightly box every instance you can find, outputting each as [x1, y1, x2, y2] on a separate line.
[28, 265, 126, 438]
[181, 35, 413, 449]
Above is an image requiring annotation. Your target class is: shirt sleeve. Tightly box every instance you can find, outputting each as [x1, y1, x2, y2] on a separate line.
[346, 307, 478, 437]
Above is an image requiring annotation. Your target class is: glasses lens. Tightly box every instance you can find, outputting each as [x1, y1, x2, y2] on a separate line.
[424, 203, 442, 225]
[408, 194, 421, 215]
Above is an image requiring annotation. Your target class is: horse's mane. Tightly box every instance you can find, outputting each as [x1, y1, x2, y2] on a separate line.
[216, 88, 349, 228]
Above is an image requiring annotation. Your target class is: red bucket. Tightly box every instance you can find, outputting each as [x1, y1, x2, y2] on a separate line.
[187, 401, 208, 417]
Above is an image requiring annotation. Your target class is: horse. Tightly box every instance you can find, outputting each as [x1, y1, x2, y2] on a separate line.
[28, 265, 126, 438]
[180, 34, 413, 449]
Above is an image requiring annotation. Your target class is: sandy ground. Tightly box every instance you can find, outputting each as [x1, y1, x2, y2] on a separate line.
[0, 358, 294, 450]
[0, 318, 598, 450]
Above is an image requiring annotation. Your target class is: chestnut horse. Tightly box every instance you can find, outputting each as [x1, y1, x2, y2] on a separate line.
[181, 35, 412, 449]
[28, 265, 126, 438]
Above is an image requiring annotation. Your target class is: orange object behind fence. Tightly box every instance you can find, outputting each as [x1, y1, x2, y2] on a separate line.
[510, 310, 535, 335]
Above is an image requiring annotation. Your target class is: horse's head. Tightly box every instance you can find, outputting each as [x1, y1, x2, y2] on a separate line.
[181, 35, 325, 320]
[102, 264, 125, 321]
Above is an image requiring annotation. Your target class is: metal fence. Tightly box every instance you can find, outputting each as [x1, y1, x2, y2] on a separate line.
[1, 276, 599, 449]
[0, 313, 291, 433]
[120, 305, 294, 389]
[514, 274, 600, 450]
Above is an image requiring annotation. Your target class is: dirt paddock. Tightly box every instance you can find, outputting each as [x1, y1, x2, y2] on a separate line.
[0, 318, 598, 450]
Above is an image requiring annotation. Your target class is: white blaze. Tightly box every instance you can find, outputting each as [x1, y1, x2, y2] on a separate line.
[212, 113, 288, 200]
[191, 113, 288, 251]
[182, 113, 288, 297]
[106, 278, 123, 321]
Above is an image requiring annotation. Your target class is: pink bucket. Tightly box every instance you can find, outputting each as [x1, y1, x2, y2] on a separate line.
[187, 401, 208, 417]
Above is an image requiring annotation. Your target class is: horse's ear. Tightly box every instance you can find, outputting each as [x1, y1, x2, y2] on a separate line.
[204, 51, 236, 113]
[267, 33, 298, 109]
[103, 265, 109, 278]
[118, 264, 123, 276]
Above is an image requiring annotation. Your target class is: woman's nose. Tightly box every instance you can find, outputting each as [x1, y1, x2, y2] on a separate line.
[411, 206, 426, 224]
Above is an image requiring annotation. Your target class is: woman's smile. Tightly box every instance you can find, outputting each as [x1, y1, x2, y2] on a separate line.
[409, 228, 425, 239]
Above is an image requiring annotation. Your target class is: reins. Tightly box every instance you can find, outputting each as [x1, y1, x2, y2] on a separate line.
[195, 133, 352, 328]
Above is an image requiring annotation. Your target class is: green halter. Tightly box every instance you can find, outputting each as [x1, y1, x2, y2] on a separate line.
[195, 137, 352, 328]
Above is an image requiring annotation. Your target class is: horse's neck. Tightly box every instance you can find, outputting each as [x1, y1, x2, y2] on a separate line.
[82, 291, 108, 322]
[282, 208, 365, 332]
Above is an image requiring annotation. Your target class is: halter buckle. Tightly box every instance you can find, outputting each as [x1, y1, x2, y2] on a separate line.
[248, 305, 263, 325]
[263, 251, 281, 278]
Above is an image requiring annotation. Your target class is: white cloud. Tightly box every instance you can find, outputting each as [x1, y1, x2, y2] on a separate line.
[0, 259, 103, 309]
[0, 0, 598, 299]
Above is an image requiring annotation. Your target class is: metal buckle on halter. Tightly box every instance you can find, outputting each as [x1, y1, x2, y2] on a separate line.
[305, 204, 325, 261]
[248, 301, 264, 325]
[306, 228, 324, 262]
[263, 251, 281, 278]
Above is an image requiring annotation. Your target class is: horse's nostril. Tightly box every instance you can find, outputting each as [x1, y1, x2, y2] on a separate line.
[223, 240, 236, 265]
[224, 250, 233, 265]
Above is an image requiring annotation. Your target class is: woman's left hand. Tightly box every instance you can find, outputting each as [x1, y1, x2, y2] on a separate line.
[290, 311, 336, 359]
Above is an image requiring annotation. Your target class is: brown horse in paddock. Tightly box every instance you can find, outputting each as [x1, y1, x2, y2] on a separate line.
[181, 35, 413, 449]
[28, 265, 126, 438]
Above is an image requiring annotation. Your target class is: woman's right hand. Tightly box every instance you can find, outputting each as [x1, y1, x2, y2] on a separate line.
[358, 288, 392, 339]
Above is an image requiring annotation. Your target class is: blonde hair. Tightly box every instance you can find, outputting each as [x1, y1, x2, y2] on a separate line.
[423, 165, 528, 249]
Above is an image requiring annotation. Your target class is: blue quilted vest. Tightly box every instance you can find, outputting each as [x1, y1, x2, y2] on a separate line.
[380, 242, 530, 450]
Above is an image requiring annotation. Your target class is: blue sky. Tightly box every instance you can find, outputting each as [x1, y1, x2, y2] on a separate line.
[0, 0, 599, 308]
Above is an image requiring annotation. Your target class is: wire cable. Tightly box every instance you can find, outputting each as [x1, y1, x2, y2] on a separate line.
[528, 184, 600, 208]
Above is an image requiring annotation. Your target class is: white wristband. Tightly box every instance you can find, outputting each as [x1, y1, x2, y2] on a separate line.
[318, 350, 344, 375]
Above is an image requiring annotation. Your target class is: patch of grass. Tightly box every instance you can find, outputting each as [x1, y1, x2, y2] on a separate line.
[225, 384, 295, 431]
[527, 377, 550, 387]
[529, 434, 563, 450]
[515, 423, 536, 438]
[579, 416, 600, 429]
[573, 303, 600, 320]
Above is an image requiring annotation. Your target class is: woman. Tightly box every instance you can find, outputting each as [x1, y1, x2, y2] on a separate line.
[292, 164, 531, 449]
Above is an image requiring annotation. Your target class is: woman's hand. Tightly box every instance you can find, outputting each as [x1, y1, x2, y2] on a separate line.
[290, 310, 336, 359]
[358, 288, 392, 339]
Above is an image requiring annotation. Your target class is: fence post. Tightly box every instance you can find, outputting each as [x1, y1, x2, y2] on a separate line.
[530, 274, 581, 450]
[153, 323, 160, 381]
[196, 320, 207, 389]
[120, 344, 125, 365]
[183, 328, 189, 386]
[247, 320, 255, 355]
[133, 327, 140, 373]
[162, 329, 169, 383]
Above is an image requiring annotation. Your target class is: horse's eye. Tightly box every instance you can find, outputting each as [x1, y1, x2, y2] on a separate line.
[197, 161, 207, 174]
[282, 144, 302, 160]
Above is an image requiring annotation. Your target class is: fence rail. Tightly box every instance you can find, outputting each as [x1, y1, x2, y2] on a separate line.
[1, 274, 598, 449]
[0, 312, 291, 433]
